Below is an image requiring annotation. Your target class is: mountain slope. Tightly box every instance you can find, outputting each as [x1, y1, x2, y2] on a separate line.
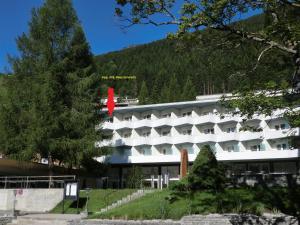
[95, 14, 293, 103]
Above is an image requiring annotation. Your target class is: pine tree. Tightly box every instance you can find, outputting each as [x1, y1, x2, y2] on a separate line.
[168, 74, 180, 102]
[181, 76, 197, 101]
[2, 0, 102, 169]
[138, 81, 149, 104]
[161, 84, 170, 103]
[188, 145, 225, 192]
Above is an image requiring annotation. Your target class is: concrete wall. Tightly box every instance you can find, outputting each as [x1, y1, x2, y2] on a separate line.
[0, 189, 63, 213]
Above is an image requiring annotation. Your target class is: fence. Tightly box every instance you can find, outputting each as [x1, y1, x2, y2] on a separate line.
[0, 175, 76, 189]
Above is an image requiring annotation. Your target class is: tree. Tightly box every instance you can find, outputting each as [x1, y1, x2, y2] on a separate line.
[188, 145, 225, 192]
[0, 0, 102, 169]
[138, 81, 149, 104]
[181, 76, 197, 101]
[115, 0, 300, 127]
[126, 166, 144, 188]
[168, 74, 180, 102]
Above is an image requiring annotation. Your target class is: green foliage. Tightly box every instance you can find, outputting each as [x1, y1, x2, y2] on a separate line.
[0, 0, 103, 169]
[115, 0, 300, 127]
[138, 81, 149, 104]
[96, 14, 293, 105]
[181, 76, 196, 101]
[188, 145, 225, 192]
[126, 166, 144, 189]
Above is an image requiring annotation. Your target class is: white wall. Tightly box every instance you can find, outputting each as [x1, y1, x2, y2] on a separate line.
[0, 189, 63, 213]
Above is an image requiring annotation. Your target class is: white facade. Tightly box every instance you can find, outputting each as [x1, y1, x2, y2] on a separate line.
[96, 94, 300, 171]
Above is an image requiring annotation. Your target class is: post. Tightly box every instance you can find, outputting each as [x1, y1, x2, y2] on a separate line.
[151, 175, 154, 188]
[180, 149, 188, 178]
[62, 182, 65, 214]
[4, 176, 7, 189]
[26, 176, 29, 188]
[157, 175, 161, 189]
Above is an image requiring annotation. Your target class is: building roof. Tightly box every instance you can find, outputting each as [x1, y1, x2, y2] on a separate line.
[101, 93, 232, 113]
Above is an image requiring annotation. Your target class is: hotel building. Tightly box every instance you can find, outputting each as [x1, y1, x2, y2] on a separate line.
[96, 94, 300, 187]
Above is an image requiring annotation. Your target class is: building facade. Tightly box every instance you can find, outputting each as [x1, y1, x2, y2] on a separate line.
[96, 94, 300, 188]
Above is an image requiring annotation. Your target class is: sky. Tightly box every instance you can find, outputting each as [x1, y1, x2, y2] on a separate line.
[0, 0, 259, 73]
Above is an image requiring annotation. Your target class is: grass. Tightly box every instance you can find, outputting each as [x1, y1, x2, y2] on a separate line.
[91, 190, 189, 220]
[90, 187, 300, 220]
[51, 189, 136, 214]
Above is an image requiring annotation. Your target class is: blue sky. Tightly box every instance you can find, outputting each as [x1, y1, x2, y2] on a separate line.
[0, 0, 259, 73]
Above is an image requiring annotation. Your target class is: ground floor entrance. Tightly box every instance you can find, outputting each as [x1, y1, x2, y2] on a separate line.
[100, 159, 300, 189]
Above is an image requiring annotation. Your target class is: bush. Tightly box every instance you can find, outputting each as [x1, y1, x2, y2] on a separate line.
[188, 145, 225, 192]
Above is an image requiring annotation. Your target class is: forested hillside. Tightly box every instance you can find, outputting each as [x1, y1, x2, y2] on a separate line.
[95, 14, 293, 103]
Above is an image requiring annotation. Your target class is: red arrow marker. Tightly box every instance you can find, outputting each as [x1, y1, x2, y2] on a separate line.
[107, 87, 115, 117]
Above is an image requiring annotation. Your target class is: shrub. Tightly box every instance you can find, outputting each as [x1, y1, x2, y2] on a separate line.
[188, 145, 225, 192]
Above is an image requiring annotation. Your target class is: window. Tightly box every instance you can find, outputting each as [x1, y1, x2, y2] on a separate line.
[143, 114, 151, 120]
[140, 148, 151, 155]
[275, 123, 287, 130]
[118, 148, 131, 156]
[204, 128, 214, 134]
[124, 116, 132, 121]
[250, 144, 265, 151]
[226, 127, 236, 133]
[161, 148, 172, 155]
[106, 117, 113, 123]
[182, 129, 192, 135]
[123, 132, 131, 138]
[161, 130, 170, 136]
[276, 143, 288, 150]
[162, 113, 171, 118]
[142, 131, 151, 137]
[201, 111, 210, 116]
[280, 123, 286, 130]
[182, 112, 192, 117]
[225, 145, 239, 152]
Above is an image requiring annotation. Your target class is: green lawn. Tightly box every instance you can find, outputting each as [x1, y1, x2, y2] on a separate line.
[90, 187, 300, 220]
[91, 190, 189, 220]
[51, 189, 136, 214]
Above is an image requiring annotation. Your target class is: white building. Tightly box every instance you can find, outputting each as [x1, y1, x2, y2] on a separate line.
[96, 94, 300, 188]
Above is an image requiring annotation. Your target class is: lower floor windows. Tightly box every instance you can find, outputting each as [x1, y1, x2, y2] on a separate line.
[276, 143, 288, 150]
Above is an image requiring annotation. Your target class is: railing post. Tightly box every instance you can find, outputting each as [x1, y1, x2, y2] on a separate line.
[4, 176, 7, 189]
[26, 176, 29, 188]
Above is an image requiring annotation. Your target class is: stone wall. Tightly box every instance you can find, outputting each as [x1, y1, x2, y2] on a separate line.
[70, 214, 298, 225]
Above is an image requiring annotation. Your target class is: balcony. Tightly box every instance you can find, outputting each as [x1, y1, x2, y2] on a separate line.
[133, 137, 152, 146]
[216, 114, 240, 124]
[239, 131, 263, 142]
[173, 116, 194, 127]
[193, 134, 216, 144]
[116, 121, 135, 130]
[152, 136, 173, 145]
[216, 148, 300, 161]
[152, 118, 172, 128]
[193, 114, 216, 125]
[172, 135, 194, 145]
[265, 128, 299, 140]
[217, 132, 239, 142]
[101, 122, 114, 130]
[133, 119, 152, 129]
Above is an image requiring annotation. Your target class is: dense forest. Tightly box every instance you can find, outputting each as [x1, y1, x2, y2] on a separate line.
[95, 14, 294, 103]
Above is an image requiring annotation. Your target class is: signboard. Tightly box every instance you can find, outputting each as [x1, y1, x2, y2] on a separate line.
[64, 182, 79, 200]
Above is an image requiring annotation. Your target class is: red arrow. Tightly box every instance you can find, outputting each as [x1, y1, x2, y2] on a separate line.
[107, 87, 115, 117]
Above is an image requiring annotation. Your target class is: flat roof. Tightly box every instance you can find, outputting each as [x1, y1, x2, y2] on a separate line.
[101, 93, 230, 113]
